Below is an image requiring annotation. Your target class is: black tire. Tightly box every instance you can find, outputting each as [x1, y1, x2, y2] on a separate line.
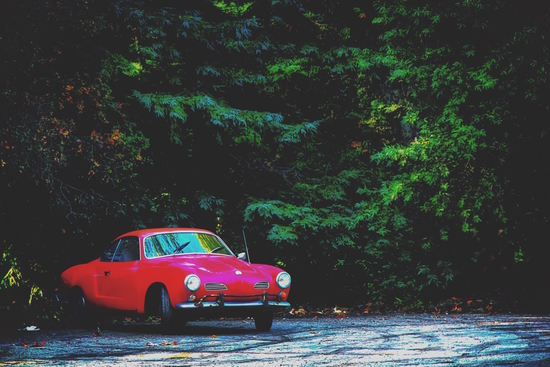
[159, 286, 174, 331]
[254, 311, 273, 332]
[69, 288, 89, 327]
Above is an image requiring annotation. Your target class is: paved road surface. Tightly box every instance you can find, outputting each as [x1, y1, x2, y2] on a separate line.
[1, 314, 550, 366]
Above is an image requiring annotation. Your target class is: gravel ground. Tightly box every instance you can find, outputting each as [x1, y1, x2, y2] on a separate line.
[1, 314, 550, 366]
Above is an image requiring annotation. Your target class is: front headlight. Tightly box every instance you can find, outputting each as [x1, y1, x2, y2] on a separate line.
[184, 274, 201, 292]
[276, 272, 291, 289]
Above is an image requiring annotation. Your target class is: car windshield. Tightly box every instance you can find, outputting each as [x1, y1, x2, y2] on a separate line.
[143, 232, 233, 258]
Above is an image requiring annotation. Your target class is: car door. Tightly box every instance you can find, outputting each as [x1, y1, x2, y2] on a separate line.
[95, 236, 140, 311]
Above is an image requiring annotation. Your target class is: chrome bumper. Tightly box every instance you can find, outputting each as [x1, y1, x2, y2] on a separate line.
[175, 300, 291, 309]
[175, 291, 290, 311]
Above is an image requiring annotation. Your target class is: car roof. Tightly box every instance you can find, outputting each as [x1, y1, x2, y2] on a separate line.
[115, 227, 215, 240]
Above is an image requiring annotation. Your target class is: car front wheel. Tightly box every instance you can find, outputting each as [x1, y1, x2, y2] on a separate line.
[254, 311, 273, 332]
[159, 286, 174, 331]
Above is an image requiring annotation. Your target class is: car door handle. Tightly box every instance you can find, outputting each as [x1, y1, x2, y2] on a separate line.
[104, 271, 111, 276]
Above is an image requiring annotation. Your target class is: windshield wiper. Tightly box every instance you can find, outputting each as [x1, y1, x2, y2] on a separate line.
[173, 241, 191, 255]
[209, 246, 224, 254]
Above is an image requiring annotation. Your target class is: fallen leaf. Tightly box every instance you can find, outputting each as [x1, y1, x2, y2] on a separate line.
[170, 352, 190, 359]
[23, 340, 47, 348]
[210, 335, 218, 339]
[291, 307, 307, 317]
[158, 340, 178, 346]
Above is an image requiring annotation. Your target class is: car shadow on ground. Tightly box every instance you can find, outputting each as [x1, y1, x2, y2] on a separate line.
[97, 319, 259, 336]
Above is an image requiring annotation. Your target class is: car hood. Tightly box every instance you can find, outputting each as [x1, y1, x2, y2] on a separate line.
[175, 254, 260, 275]
[146, 254, 282, 287]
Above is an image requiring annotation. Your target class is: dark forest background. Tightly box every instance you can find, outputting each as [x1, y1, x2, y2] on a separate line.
[1, 0, 549, 326]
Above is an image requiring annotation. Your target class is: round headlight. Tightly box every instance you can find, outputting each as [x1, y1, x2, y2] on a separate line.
[276, 272, 291, 289]
[184, 274, 201, 292]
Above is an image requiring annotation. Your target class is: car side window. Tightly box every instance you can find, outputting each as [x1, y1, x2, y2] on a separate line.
[113, 237, 140, 262]
[100, 240, 120, 262]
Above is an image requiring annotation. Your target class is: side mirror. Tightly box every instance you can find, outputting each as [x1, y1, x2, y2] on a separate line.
[237, 252, 247, 261]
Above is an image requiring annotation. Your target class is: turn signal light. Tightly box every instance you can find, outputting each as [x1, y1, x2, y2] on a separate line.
[278, 291, 287, 301]
[188, 294, 196, 302]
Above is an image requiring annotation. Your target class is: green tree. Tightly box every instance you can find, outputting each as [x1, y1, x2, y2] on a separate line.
[1, 0, 150, 324]
[244, 0, 550, 306]
[1, 0, 549, 325]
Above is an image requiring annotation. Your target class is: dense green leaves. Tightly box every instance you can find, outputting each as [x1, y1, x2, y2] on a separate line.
[1, 0, 549, 323]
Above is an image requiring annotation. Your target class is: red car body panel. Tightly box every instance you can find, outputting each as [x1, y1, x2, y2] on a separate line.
[61, 228, 291, 319]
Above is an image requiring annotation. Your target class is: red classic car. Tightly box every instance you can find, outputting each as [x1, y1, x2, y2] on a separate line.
[60, 228, 291, 332]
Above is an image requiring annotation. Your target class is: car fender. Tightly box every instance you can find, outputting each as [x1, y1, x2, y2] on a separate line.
[61, 263, 97, 303]
[135, 261, 195, 313]
[252, 263, 292, 296]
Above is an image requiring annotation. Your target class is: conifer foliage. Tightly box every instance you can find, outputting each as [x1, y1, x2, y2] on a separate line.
[1, 0, 549, 322]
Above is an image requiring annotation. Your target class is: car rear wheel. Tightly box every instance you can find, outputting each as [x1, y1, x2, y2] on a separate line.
[69, 288, 89, 327]
[254, 311, 273, 332]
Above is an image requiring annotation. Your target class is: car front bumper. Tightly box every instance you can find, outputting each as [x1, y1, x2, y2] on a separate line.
[175, 292, 290, 312]
[176, 300, 291, 309]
